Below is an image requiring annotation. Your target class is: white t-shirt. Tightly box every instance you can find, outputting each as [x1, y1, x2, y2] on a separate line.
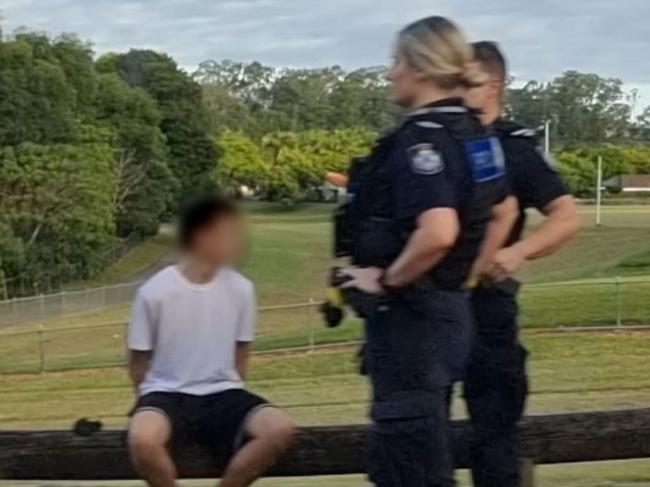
[128, 265, 257, 396]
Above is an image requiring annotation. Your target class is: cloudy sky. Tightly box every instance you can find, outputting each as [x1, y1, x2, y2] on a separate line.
[3, 0, 650, 111]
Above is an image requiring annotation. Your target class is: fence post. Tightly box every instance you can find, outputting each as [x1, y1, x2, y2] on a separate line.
[521, 458, 536, 487]
[124, 322, 129, 365]
[39, 294, 45, 322]
[308, 298, 316, 353]
[11, 297, 17, 325]
[615, 277, 622, 328]
[37, 325, 45, 374]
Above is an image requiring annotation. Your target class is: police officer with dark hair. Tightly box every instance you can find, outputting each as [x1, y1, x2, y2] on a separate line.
[464, 41, 580, 487]
[337, 17, 516, 487]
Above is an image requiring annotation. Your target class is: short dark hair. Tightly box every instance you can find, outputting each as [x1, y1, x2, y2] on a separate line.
[177, 194, 240, 250]
[472, 41, 507, 82]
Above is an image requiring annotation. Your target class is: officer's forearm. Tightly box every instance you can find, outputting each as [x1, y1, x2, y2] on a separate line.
[513, 195, 580, 260]
[470, 196, 518, 279]
[384, 209, 459, 288]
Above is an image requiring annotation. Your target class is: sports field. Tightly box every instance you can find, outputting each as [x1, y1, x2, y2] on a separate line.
[1, 203, 650, 373]
[0, 203, 649, 486]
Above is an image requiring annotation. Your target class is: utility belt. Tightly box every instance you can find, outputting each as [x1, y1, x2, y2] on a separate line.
[473, 277, 521, 296]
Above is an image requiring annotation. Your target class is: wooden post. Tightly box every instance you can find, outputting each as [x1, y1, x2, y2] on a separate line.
[595, 156, 603, 226]
[2, 409, 650, 480]
[0, 269, 8, 301]
[521, 458, 535, 487]
[308, 298, 316, 352]
[37, 325, 45, 374]
[615, 277, 623, 327]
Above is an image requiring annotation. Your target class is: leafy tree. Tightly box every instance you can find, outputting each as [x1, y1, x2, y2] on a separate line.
[195, 61, 397, 137]
[215, 128, 374, 203]
[93, 73, 176, 236]
[556, 143, 650, 196]
[635, 106, 650, 141]
[508, 71, 634, 144]
[215, 131, 269, 195]
[108, 49, 218, 202]
[0, 32, 78, 145]
[0, 142, 117, 292]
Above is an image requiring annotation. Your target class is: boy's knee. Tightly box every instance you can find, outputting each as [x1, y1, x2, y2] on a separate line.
[260, 414, 296, 449]
[128, 429, 166, 464]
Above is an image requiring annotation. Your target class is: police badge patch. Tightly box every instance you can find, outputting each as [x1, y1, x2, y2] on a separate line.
[407, 143, 444, 175]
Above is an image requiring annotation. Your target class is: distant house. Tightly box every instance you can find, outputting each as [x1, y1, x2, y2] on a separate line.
[320, 180, 346, 202]
[603, 175, 650, 193]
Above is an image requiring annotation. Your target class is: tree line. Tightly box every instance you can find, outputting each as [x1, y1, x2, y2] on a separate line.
[1, 29, 650, 297]
[0, 31, 216, 296]
[197, 60, 650, 197]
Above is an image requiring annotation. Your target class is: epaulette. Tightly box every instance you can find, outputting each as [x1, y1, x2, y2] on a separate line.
[414, 121, 444, 129]
[508, 128, 537, 138]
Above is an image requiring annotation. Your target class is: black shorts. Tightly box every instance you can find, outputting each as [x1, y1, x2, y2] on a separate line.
[131, 389, 270, 453]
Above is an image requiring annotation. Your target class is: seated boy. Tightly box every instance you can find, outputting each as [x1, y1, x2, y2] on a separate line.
[127, 195, 295, 487]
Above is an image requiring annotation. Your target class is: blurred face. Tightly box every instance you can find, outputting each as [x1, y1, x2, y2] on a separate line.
[464, 82, 491, 112]
[192, 215, 246, 266]
[387, 46, 425, 108]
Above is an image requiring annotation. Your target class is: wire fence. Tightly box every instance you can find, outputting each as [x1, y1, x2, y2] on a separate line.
[0, 280, 144, 328]
[0, 276, 649, 375]
[0, 233, 145, 300]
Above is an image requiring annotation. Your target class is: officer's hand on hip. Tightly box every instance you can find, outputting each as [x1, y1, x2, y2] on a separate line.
[486, 245, 527, 281]
[340, 267, 385, 295]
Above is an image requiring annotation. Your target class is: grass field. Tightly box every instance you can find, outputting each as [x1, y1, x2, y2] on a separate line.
[1, 203, 650, 374]
[1, 460, 650, 487]
[64, 234, 176, 291]
[1, 203, 650, 485]
[3, 330, 650, 428]
[1, 331, 650, 485]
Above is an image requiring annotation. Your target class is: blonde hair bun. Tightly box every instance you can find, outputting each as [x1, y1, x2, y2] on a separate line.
[399, 16, 486, 90]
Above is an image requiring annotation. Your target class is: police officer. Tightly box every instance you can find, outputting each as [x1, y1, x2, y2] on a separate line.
[463, 42, 581, 487]
[339, 18, 516, 487]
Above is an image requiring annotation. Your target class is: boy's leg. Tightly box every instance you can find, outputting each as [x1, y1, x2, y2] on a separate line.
[219, 406, 296, 487]
[128, 409, 177, 487]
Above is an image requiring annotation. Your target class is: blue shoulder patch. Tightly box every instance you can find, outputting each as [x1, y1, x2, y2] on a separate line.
[464, 137, 505, 183]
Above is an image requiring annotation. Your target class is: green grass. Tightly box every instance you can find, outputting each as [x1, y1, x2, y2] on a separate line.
[2, 330, 650, 486]
[0, 203, 650, 373]
[64, 234, 175, 291]
[2, 331, 650, 428]
[1, 461, 650, 487]
[612, 249, 650, 275]
[2, 204, 650, 485]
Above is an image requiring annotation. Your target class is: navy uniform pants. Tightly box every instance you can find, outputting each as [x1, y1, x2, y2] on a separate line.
[365, 290, 472, 487]
[464, 281, 528, 487]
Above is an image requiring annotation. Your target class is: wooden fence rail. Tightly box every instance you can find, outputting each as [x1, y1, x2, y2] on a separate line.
[1, 408, 650, 480]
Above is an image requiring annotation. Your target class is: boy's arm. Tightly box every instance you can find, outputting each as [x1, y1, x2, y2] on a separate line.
[128, 350, 152, 393]
[127, 290, 155, 395]
[235, 343, 251, 380]
[235, 281, 257, 381]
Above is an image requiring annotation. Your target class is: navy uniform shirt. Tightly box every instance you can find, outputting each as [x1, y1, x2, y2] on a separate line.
[493, 120, 570, 247]
[352, 98, 509, 290]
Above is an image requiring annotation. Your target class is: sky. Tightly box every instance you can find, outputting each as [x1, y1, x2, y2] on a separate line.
[2, 0, 649, 114]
